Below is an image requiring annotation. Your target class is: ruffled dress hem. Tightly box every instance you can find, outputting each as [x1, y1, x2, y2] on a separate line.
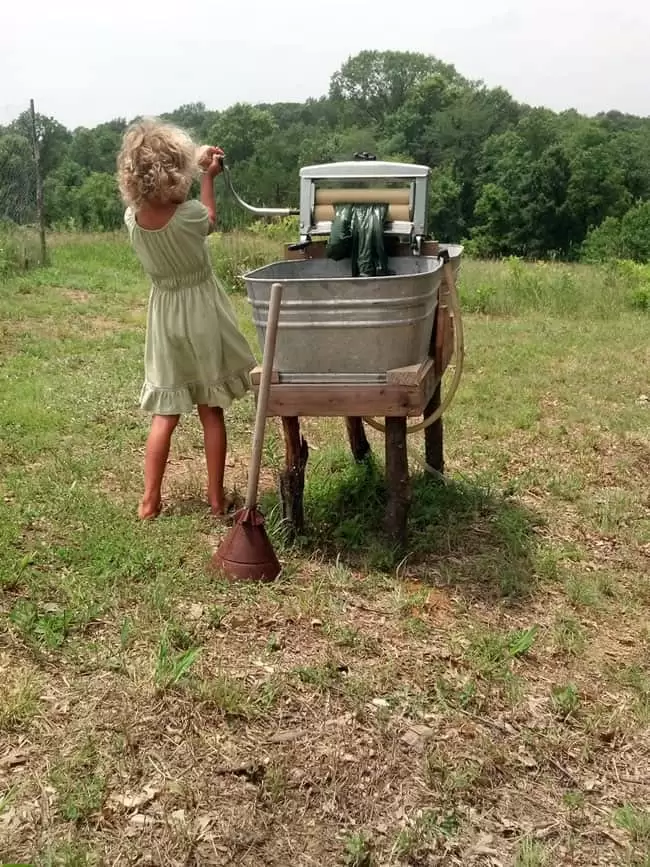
[139, 368, 252, 415]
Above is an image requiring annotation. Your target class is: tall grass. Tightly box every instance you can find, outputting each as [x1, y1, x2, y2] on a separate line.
[459, 256, 650, 318]
[6, 225, 650, 321]
[0, 224, 44, 278]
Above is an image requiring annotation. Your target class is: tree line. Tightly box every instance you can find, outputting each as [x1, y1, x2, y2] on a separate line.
[2, 50, 650, 262]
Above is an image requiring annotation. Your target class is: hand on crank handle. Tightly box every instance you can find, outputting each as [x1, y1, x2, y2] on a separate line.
[197, 146, 225, 177]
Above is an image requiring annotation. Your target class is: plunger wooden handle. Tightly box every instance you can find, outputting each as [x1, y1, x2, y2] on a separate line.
[245, 281, 283, 509]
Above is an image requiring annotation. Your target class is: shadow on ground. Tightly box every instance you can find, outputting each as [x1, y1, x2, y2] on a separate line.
[261, 448, 546, 601]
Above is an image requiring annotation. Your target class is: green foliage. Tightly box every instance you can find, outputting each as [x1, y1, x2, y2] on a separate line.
[3, 51, 650, 259]
[583, 200, 650, 263]
[330, 50, 465, 122]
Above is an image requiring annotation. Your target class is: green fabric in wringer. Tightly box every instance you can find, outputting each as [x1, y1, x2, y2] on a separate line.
[326, 203, 389, 277]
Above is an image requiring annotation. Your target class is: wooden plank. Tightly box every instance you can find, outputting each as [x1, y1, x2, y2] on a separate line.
[384, 417, 410, 550]
[259, 383, 424, 418]
[440, 314, 455, 375]
[253, 357, 439, 418]
[417, 358, 441, 407]
[434, 307, 455, 377]
[386, 358, 431, 386]
[250, 367, 279, 385]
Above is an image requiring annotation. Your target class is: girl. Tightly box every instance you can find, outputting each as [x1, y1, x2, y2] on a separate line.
[117, 119, 256, 520]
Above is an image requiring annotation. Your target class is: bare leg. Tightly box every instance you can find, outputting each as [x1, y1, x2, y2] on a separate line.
[197, 404, 227, 514]
[139, 414, 180, 519]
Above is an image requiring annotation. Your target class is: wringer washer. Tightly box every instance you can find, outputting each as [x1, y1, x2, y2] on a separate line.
[216, 154, 465, 571]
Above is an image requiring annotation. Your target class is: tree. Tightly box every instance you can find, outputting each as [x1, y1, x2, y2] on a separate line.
[472, 124, 571, 257]
[43, 159, 87, 227]
[2, 52, 650, 261]
[74, 173, 123, 230]
[10, 111, 71, 177]
[330, 51, 466, 124]
[162, 103, 217, 142]
[0, 133, 36, 223]
[69, 121, 126, 174]
[582, 201, 650, 263]
[208, 104, 278, 165]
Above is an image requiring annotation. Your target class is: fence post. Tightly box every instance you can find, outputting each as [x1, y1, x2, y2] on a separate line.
[29, 98, 47, 265]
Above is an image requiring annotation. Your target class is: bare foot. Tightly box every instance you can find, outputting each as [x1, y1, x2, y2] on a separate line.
[209, 492, 237, 517]
[210, 502, 226, 517]
[138, 498, 162, 520]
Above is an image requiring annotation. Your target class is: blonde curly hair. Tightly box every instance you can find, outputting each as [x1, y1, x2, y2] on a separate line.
[117, 118, 198, 209]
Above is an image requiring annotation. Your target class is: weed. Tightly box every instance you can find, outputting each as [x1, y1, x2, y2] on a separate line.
[617, 666, 650, 722]
[425, 749, 484, 801]
[326, 623, 379, 653]
[207, 603, 228, 629]
[551, 683, 580, 720]
[391, 810, 460, 860]
[565, 574, 602, 608]
[465, 625, 537, 689]
[49, 740, 105, 823]
[37, 842, 100, 867]
[344, 831, 375, 867]
[553, 616, 587, 656]
[0, 675, 41, 731]
[508, 625, 539, 657]
[119, 617, 133, 650]
[261, 764, 288, 805]
[10, 600, 76, 649]
[165, 621, 197, 651]
[563, 790, 586, 810]
[154, 635, 201, 691]
[266, 632, 283, 652]
[295, 661, 343, 692]
[614, 804, 650, 844]
[192, 673, 278, 719]
[514, 837, 549, 867]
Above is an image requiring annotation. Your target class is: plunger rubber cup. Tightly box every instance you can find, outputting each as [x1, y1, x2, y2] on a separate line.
[212, 508, 281, 583]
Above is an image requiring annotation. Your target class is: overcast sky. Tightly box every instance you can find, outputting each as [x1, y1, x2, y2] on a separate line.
[3, 0, 649, 128]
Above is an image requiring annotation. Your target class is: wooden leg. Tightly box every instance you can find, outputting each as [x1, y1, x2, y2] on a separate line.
[384, 417, 410, 549]
[279, 417, 308, 535]
[345, 417, 371, 462]
[424, 382, 444, 475]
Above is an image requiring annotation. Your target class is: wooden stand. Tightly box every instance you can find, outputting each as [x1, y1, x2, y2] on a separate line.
[279, 417, 308, 535]
[250, 359, 442, 549]
[250, 236, 453, 549]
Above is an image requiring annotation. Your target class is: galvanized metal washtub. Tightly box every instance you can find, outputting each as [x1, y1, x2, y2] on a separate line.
[242, 256, 445, 381]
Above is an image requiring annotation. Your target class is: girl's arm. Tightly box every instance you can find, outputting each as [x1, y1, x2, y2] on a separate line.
[198, 146, 224, 233]
[200, 173, 217, 232]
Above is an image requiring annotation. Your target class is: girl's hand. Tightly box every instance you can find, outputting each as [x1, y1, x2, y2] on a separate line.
[197, 145, 225, 178]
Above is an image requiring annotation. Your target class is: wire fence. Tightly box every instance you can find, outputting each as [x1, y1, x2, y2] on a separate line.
[0, 99, 48, 274]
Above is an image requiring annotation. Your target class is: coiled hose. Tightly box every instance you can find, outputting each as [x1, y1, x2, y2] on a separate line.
[362, 254, 464, 435]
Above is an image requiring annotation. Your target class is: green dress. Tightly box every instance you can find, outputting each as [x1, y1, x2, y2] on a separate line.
[125, 200, 256, 415]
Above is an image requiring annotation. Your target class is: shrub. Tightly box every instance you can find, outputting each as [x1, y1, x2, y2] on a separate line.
[583, 201, 650, 264]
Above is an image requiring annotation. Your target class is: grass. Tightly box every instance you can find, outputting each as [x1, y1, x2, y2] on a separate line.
[0, 223, 44, 277]
[2, 230, 650, 865]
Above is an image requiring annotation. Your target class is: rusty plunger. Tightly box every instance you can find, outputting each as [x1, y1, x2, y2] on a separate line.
[211, 282, 284, 582]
